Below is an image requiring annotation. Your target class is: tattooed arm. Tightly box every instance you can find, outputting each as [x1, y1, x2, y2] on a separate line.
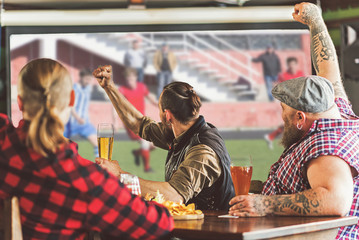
[229, 155, 353, 217]
[292, 2, 348, 100]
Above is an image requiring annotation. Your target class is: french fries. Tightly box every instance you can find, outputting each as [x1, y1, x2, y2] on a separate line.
[145, 190, 203, 216]
[163, 201, 203, 216]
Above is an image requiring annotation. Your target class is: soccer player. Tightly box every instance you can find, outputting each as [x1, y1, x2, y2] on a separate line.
[64, 69, 98, 157]
[115, 68, 158, 172]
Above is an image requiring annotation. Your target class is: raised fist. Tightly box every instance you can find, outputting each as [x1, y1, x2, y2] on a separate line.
[93, 65, 113, 88]
[292, 2, 322, 27]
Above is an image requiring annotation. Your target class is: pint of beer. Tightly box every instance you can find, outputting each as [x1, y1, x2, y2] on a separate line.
[97, 123, 114, 160]
[230, 164, 253, 195]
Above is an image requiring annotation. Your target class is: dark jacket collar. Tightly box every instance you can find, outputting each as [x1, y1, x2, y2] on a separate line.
[171, 115, 206, 151]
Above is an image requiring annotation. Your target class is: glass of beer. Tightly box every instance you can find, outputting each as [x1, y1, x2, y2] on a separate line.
[230, 156, 253, 195]
[97, 123, 114, 160]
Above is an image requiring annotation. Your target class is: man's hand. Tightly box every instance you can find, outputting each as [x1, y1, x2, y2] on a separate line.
[229, 194, 271, 217]
[95, 157, 128, 177]
[92, 65, 113, 88]
[292, 2, 322, 27]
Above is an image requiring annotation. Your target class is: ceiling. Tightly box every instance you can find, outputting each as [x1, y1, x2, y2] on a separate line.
[3, 0, 315, 10]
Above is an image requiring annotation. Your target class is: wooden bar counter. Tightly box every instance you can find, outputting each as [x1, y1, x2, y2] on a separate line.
[172, 211, 358, 240]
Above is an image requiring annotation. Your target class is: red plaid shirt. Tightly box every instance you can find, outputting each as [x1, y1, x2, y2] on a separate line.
[262, 98, 359, 239]
[0, 114, 173, 240]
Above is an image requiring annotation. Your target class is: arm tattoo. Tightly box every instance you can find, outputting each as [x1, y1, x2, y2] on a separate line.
[274, 192, 320, 215]
[303, 4, 348, 100]
[257, 191, 321, 216]
[301, 5, 321, 27]
[311, 30, 347, 99]
[311, 31, 335, 74]
[300, 4, 335, 74]
[253, 196, 271, 216]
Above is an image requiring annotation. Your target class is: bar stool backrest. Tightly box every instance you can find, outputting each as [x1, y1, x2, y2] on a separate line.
[3, 196, 23, 240]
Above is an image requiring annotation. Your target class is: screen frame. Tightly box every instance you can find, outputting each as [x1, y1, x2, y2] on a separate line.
[3, 7, 308, 117]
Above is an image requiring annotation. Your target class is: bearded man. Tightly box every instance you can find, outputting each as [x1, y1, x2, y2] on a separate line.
[229, 3, 359, 239]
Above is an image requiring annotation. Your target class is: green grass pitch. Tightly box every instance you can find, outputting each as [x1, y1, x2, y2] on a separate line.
[77, 139, 284, 182]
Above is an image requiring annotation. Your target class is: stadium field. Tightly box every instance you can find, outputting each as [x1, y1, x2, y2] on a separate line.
[76, 139, 284, 182]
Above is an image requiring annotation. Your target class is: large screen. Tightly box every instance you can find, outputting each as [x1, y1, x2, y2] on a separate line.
[8, 26, 311, 181]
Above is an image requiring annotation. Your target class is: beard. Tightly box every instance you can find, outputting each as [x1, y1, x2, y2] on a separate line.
[281, 119, 306, 149]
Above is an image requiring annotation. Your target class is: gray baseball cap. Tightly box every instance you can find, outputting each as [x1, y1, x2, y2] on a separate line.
[272, 75, 335, 113]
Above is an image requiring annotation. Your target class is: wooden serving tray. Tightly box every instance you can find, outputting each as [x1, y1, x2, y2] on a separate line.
[173, 213, 204, 220]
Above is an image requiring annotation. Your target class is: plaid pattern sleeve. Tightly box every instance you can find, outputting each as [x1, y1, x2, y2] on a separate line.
[262, 98, 359, 239]
[0, 114, 173, 240]
[82, 158, 174, 239]
[336, 97, 357, 119]
[84, 160, 173, 239]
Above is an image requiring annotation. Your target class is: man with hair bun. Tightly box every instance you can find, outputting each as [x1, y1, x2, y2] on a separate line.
[93, 66, 235, 210]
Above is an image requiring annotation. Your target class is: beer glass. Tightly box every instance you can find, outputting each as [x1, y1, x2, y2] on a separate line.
[97, 123, 114, 160]
[230, 156, 253, 195]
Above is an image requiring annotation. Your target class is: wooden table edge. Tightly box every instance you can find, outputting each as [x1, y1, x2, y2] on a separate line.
[242, 216, 358, 240]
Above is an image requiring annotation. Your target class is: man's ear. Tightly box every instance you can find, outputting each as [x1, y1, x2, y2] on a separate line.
[165, 109, 173, 123]
[17, 95, 23, 111]
[297, 111, 307, 124]
[69, 90, 75, 107]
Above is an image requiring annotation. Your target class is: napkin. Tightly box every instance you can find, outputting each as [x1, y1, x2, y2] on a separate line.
[218, 214, 239, 218]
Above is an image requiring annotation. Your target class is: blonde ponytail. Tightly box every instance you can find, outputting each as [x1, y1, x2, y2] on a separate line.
[18, 58, 72, 157]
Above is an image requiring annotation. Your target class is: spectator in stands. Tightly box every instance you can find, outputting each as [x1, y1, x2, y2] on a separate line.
[114, 68, 158, 172]
[252, 45, 281, 101]
[153, 43, 177, 98]
[93, 67, 235, 210]
[229, 3, 359, 239]
[124, 39, 147, 83]
[64, 69, 98, 158]
[0, 58, 173, 239]
[264, 57, 304, 149]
